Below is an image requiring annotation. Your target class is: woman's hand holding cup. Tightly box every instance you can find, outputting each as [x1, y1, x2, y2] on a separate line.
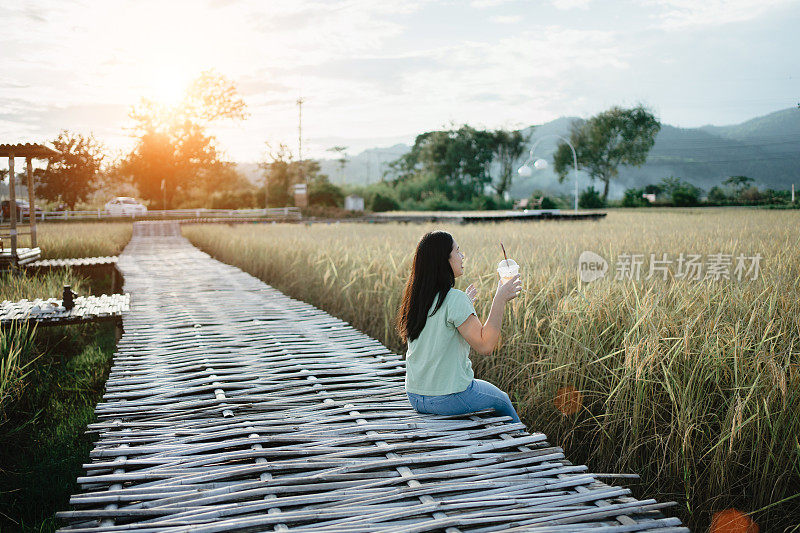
[496, 273, 522, 302]
[496, 258, 521, 302]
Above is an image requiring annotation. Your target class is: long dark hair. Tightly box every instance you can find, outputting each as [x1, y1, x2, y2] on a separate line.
[396, 230, 455, 344]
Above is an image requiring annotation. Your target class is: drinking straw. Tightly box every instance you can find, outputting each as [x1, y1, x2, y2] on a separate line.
[500, 242, 508, 263]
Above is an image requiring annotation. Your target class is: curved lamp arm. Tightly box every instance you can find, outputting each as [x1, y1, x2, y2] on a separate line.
[517, 133, 579, 212]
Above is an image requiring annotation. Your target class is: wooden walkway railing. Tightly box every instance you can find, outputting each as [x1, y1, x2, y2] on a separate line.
[55, 222, 688, 532]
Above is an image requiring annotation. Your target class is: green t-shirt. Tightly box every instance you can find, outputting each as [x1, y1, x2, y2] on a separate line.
[404, 287, 477, 395]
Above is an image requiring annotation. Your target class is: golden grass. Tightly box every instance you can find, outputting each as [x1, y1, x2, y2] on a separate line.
[35, 222, 133, 259]
[183, 209, 798, 530]
[1, 222, 131, 422]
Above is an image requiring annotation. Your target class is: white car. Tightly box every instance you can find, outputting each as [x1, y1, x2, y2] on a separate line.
[105, 197, 148, 217]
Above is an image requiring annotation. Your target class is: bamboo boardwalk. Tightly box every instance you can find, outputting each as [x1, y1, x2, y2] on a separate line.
[56, 222, 688, 532]
[0, 293, 129, 329]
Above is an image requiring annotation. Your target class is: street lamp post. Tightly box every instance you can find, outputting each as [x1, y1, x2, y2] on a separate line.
[517, 134, 579, 212]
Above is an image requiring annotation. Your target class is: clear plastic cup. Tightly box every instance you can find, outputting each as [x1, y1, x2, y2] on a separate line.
[497, 259, 519, 284]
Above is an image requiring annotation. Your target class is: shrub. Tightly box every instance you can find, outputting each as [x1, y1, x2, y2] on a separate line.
[470, 195, 502, 211]
[622, 188, 647, 207]
[671, 184, 702, 206]
[659, 177, 702, 207]
[540, 196, 559, 210]
[423, 192, 459, 211]
[707, 186, 730, 205]
[739, 186, 762, 205]
[370, 192, 400, 212]
[760, 189, 792, 205]
[579, 186, 605, 208]
[309, 181, 344, 208]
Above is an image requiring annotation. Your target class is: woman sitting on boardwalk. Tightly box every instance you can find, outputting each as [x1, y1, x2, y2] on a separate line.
[396, 230, 523, 424]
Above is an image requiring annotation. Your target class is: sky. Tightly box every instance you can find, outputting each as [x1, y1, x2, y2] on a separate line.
[0, 0, 797, 165]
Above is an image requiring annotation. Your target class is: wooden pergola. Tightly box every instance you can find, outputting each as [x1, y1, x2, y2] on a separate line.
[0, 143, 59, 268]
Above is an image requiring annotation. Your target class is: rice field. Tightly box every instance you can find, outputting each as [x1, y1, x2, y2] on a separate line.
[36, 222, 133, 258]
[1, 221, 131, 412]
[183, 208, 800, 532]
[2, 221, 131, 417]
[0, 222, 131, 532]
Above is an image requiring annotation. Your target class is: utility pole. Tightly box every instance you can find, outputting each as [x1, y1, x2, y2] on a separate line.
[297, 97, 306, 190]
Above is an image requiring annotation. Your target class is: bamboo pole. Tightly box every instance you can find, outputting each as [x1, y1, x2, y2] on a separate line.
[8, 154, 16, 255]
[26, 156, 36, 247]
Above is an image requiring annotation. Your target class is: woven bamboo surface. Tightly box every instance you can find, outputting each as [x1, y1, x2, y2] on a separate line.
[0, 293, 129, 328]
[29, 256, 118, 268]
[0, 247, 41, 266]
[55, 222, 688, 532]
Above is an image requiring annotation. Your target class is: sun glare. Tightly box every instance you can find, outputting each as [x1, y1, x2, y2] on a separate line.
[148, 70, 191, 107]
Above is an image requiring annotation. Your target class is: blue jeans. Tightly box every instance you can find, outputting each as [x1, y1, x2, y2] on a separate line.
[406, 379, 522, 424]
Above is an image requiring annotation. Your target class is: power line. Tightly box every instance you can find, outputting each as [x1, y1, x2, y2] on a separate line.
[297, 97, 305, 190]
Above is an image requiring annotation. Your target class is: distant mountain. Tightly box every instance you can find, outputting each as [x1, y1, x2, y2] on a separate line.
[316, 144, 411, 187]
[699, 107, 800, 142]
[238, 107, 800, 200]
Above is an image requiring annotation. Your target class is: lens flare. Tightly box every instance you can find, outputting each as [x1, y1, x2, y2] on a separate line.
[710, 509, 758, 533]
[554, 386, 582, 415]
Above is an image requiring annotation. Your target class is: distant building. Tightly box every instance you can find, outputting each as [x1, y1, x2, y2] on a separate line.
[642, 193, 656, 203]
[293, 183, 308, 208]
[345, 195, 364, 211]
[513, 198, 529, 210]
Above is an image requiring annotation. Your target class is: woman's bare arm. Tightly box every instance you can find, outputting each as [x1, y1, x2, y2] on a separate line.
[457, 274, 521, 355]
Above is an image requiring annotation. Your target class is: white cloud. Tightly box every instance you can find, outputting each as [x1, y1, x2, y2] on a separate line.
[550, 0, 593, 9]
[490, 14, 523, 23]
[649, 0, 794, 29]
[0, 0, 796, 161]
[470, 0, 516, 8]
[392, 27, 631, 133]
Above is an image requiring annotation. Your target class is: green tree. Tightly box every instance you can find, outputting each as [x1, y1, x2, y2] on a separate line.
[119, 70, 248, 209]
[387, 125, 496, 202]
[724, 175, 755, 196]
[308, 173, 344, 207]
[554, 105, 660, 203]
[643, 184, 662, 196]
[660, 176, 702, 206]
[187, 163, 254, 208]
[260, 146, 333, 207]
[260, 143, 298, 207]
[491, 129, 530, 199]
[36, 130, 105, 208]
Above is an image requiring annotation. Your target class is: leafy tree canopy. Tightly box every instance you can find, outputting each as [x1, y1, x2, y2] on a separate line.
[723, 175, 755, 192]
[386, 125, 528, 203]
[554, 105, 660, 202]
[260, 144, 333, 207]
[119, 70, 248, 208]
[36, 130, 104, 208]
